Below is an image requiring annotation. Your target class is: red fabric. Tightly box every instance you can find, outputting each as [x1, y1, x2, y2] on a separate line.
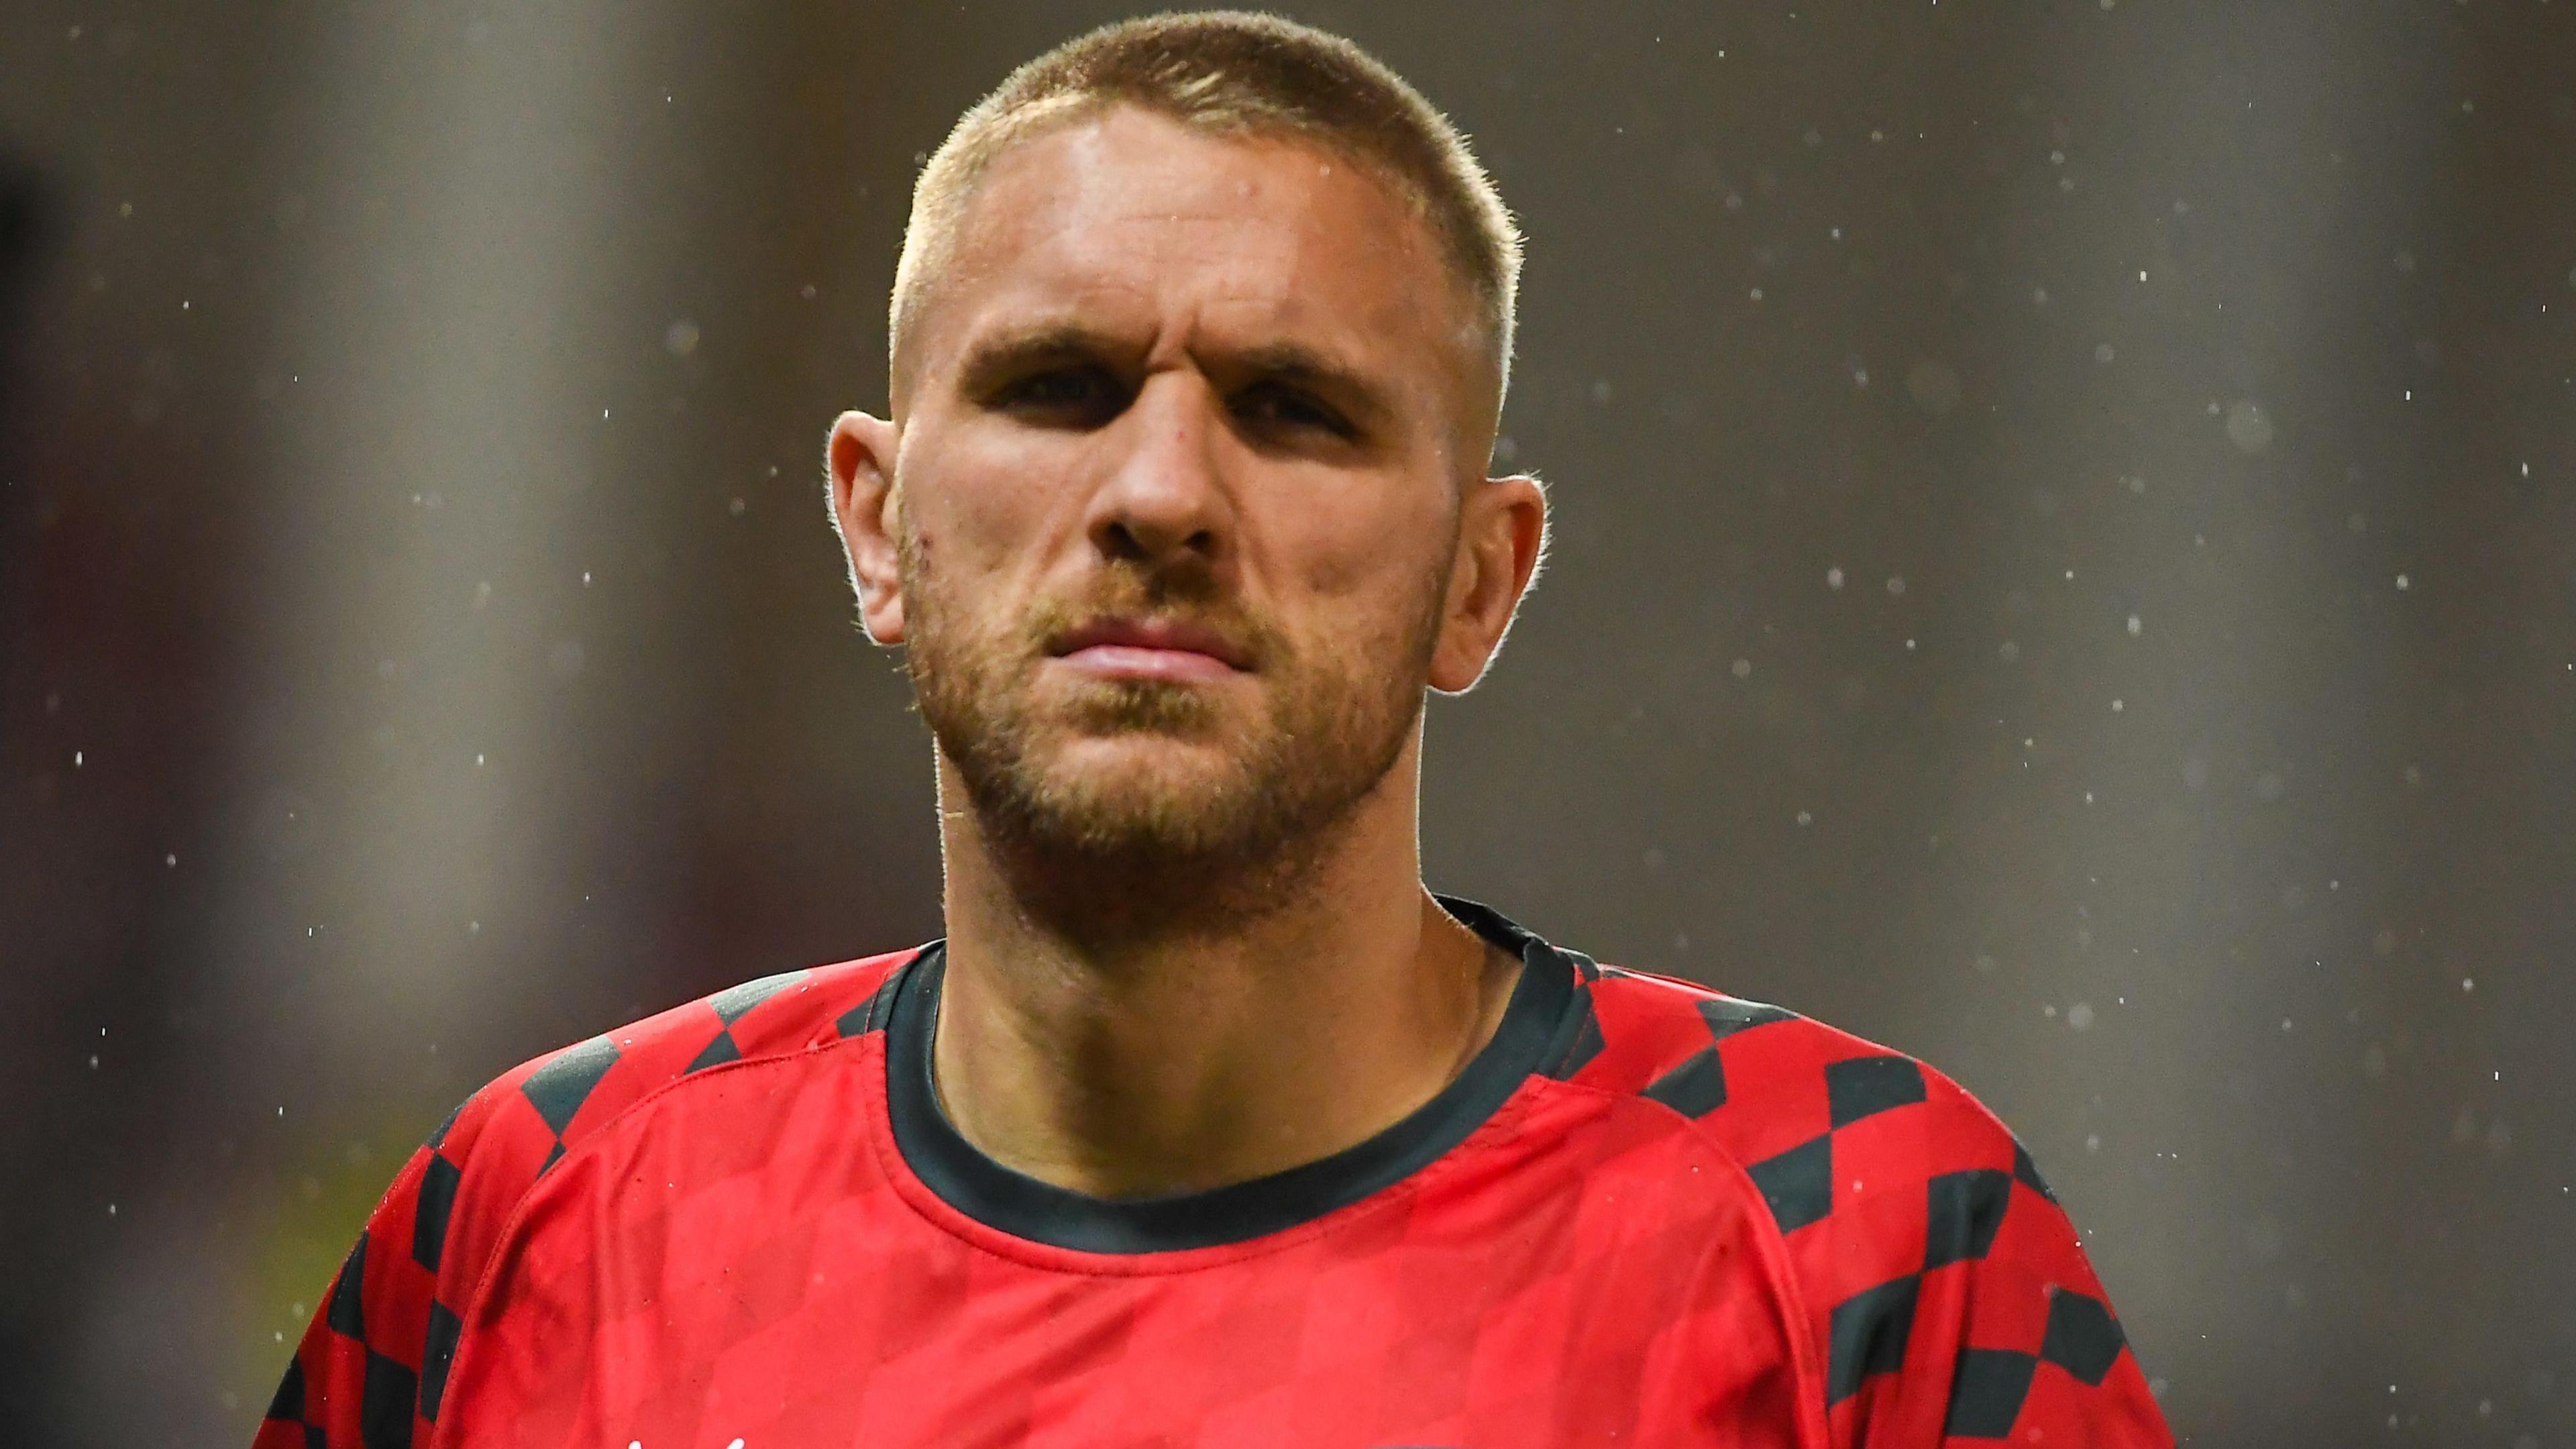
[256, 947, 2171, 1449]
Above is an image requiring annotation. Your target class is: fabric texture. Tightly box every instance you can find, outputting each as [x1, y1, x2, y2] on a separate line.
[254, 902, 2171, 1449]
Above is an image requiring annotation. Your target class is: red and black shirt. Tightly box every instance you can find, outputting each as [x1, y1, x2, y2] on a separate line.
[257, 899, 2172, 1448]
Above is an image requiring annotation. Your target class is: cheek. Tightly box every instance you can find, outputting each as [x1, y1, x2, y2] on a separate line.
[1293, 475, 1452, 591]
[1270, 496, 1453, 643]
[903, 429, 1079, 584]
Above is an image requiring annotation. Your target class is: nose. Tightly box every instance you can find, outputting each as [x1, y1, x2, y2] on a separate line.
[1084, 370, 1232, 571]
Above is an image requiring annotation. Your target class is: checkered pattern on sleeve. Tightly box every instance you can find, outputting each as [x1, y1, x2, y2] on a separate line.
[1578, 967, 2174, 1448]
[250, 951, 913, 1449]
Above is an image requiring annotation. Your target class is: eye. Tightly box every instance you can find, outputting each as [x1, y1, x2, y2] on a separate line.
[1232, 382, 1355, 440]
[989, 365, 1125, 425]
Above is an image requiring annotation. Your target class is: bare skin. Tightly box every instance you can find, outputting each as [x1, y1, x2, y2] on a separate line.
[828, 106, 1547, 1199]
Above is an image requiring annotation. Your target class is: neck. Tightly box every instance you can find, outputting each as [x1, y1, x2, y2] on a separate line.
[927, 733, 1517, 1199]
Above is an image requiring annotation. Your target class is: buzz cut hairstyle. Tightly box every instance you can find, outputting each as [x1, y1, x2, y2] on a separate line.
[889, 10, 1523, 412]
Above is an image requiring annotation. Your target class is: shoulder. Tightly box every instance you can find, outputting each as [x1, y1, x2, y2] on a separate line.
[423, 948, 918, 1277]
[498, 949, 916, 1163]
[1563, 963, 2049, 1232]
[266, 947, 924, 1440]
[452, 947, 916, 1171]
[1560, 963, 2160, 1442]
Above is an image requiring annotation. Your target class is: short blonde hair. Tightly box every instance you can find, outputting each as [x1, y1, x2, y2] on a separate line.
[890, 11, 1523, 412]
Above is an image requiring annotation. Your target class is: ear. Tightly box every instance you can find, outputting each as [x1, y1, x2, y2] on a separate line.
[1428, 474, 1548, 694]
[826, 410, 907, 645]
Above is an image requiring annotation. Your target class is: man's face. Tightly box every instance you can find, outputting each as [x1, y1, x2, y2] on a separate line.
[873, 106, 1492, 869]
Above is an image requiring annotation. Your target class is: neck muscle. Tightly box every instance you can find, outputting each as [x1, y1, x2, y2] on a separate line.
[926, 735, 1516, 1199]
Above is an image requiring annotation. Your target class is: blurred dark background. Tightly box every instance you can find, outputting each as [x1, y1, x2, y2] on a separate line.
[5, 2, 2573, 1444]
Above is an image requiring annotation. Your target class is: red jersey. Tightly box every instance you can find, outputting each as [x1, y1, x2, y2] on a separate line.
[256, 899, 2170, 1448]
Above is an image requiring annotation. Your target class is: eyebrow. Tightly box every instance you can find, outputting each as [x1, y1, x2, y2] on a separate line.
[954, 322, 1132, 397]
[954, 321, 1399, 431]
[1222, 341, 1397, 431]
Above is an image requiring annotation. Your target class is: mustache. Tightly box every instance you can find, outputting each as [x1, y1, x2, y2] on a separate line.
[1020, 572, 1285, 672]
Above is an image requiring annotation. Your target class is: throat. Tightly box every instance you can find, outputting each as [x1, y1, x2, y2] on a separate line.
[924, 893, 1521, 1202]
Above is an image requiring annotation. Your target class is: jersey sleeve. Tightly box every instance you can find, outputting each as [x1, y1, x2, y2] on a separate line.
[249, 959, 893, 1448]
[1579, 973, 2173, 1449]
[252, 1056, 561, 1449]
[1792, 1061, 2172, 1449]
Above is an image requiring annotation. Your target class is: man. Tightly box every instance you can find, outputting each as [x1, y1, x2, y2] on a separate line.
[260, 13, 2171, 1448]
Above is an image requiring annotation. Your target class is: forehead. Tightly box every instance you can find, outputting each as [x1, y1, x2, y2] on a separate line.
[914, 106, 1475, 398]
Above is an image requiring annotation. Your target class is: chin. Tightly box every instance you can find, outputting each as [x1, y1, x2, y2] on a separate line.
[1002, 734, 1271, 857]
[1049, 735, 1252, 808]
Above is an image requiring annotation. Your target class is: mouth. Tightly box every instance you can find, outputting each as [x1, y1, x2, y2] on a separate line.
[1048, 615, 1254, 682]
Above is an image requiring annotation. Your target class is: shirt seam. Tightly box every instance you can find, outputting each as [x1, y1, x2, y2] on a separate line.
[429, 1026, 883, 1446]
[865, 1065, 1559, 1277]
[1529, 1073, 1835, 1449]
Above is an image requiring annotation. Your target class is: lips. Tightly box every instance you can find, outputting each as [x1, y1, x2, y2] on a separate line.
[1049, 615, 1253, 679]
